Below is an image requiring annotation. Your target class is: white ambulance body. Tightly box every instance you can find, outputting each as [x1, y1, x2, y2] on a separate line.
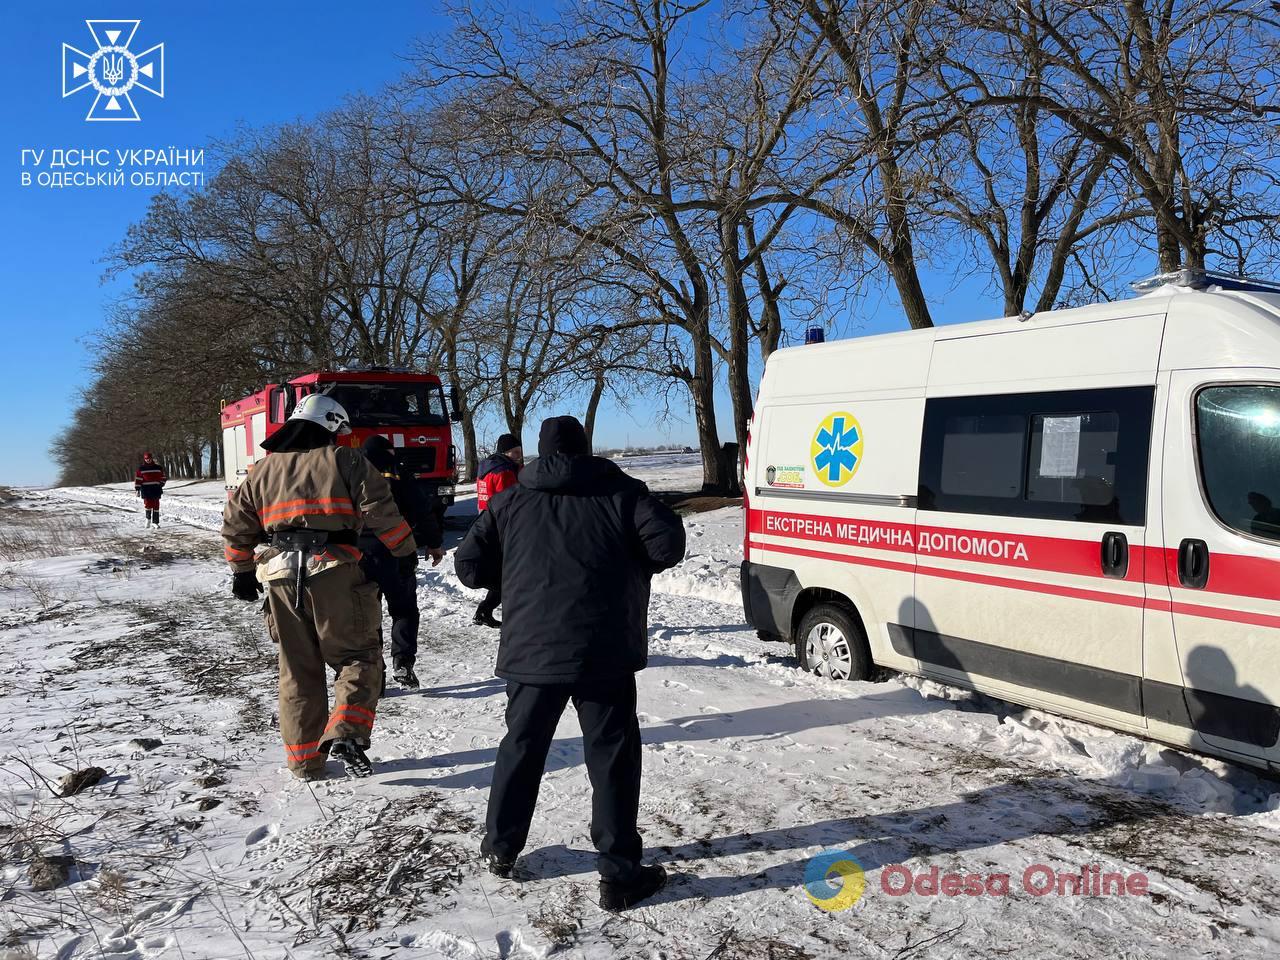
[742, 281, 1280, 769]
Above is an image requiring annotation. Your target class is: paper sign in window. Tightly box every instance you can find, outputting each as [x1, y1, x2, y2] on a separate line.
[1038, 415, 1081, 478]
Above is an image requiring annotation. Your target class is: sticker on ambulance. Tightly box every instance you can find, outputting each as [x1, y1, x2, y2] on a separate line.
[766, 464, 806, 489]
[811, 412, 863, 487]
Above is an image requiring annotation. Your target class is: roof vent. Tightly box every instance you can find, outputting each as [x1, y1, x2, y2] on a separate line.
[1131, 269, 1280, 295]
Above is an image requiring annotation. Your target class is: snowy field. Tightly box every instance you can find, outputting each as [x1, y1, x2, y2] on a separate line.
[4, 454, 1280, 958]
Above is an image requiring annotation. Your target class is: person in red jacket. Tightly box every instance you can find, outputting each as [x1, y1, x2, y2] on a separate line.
[134, 452, 167, 527]
[473, 434, 522, 627]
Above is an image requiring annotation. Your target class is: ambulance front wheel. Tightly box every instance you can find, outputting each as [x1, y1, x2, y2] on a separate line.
[796, 603, 871, 682]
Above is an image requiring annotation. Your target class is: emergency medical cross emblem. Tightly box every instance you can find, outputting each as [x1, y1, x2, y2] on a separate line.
[62, 21, 164, 122]
[811, 412, 864, 487]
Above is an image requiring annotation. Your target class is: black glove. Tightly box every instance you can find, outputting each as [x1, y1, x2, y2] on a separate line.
[398, 553, 419, 576]
[232, 571, 263, 602]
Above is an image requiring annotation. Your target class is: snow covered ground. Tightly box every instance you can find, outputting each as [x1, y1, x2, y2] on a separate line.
[5, 455, 1280, 959]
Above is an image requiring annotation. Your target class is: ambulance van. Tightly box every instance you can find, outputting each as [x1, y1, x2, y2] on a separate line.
[741, 274, 1280, 769]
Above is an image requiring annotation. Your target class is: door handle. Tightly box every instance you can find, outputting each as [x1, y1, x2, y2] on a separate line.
[1178, 538, 1210, 589]
[1100, 531, 1129, 579]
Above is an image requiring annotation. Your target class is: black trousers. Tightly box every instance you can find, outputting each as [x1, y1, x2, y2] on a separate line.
[359, 549, 420, 664]
[476, 587, 501, 619]
[484, 675, 643, 882]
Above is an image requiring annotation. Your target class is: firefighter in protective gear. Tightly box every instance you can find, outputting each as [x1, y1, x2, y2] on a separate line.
[134, 452, 167, 527]
[221, 394, 418, 779]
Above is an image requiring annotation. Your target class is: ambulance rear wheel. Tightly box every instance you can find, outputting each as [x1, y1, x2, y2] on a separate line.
[797, 603, 870, 682]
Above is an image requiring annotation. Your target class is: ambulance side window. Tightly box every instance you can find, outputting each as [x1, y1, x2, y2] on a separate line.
[1196, 384, 1280, 543]
[1027, 411, 1121, 518]
[938, 414, 1025, 499]
[920, 387, 1152, 523]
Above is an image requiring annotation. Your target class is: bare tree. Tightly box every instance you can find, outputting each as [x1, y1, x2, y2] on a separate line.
[954, 0, 1280, 273]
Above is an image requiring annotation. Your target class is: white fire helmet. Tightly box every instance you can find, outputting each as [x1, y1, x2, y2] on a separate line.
[289, 394, 352, 435]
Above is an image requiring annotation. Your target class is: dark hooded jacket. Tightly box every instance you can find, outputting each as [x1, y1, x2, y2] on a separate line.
[358, 435, 443, 552]
[455, 417, 686, 684]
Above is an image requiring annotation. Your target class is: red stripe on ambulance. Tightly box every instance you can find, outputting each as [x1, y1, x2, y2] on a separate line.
[748, 507, 1280, 617]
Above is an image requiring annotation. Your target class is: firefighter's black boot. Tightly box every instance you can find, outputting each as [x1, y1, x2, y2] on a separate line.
[329, 738, 373, 778]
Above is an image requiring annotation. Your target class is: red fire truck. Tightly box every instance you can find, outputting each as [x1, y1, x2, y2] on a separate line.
[221, 368, 461, 519]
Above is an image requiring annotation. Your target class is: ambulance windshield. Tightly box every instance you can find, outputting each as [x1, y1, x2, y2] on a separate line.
[323, 382, 448, 427]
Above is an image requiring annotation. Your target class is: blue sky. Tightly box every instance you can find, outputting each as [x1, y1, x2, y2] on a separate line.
[1, 2, 995, 487]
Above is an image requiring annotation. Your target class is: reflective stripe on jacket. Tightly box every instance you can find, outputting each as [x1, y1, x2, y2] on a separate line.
[135, 464, 167, 496]
[221, 445, 417, 576]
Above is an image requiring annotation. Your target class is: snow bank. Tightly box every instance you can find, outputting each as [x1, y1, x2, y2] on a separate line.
[652, 506, 743, 608]
[53, 480, 227, 531]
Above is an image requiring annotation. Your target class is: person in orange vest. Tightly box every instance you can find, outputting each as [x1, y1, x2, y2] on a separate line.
[472, 434, 522, 628]
[134, 452, 167, 527]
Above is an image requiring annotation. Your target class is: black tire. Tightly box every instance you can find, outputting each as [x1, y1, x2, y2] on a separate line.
[796, 602, 871, 681]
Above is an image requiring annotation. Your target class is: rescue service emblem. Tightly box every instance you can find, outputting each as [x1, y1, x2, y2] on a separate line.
[811, 412, 863, 487]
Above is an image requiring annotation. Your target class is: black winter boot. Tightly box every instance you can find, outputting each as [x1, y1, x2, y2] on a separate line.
[329, 738, 373, 778]
[392, 659, 419, 689]
[483, 852, 516, 879]
[599, 864, 667, 912]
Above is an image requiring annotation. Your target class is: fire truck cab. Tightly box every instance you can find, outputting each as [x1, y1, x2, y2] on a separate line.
[221, 368, 462, 516]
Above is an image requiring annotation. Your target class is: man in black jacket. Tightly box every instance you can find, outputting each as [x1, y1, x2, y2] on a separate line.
[359, 435, 446, 689]
[455, 415, 686, 912]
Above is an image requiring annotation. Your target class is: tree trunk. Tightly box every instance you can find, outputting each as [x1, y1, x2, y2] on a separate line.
[687, 327, 727, 493]
[209, 431, 221, 480]
[583, 371, 606, 453]
[721, 219, 753, 487]
[460, 409, 478, 482]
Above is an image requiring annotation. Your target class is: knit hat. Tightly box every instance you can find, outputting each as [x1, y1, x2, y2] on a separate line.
[537, 416, 589, 459]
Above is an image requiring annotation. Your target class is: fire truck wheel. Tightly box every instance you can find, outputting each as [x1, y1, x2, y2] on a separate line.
[796, 603, 870, 682]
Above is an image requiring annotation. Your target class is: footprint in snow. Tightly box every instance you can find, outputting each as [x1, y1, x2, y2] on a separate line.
[244, 823, 277, 847]
[495, 928, 537, 958]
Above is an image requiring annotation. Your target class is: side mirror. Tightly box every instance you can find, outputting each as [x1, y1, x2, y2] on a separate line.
[449, 384, 464, 423]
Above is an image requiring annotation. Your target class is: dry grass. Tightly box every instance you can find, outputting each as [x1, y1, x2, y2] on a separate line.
[93, 868, 130, 914]
[531, 887, 585, 952]
[706, 931, 814, 960]
[263, 791, 476, 941]
[7, 573, 61, 612]
[0, 498, 191, 567]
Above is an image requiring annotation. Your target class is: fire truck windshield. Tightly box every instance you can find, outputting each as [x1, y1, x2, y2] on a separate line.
[323, 382, 448, 427]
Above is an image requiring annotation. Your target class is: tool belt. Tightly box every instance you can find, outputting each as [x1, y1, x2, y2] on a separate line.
[270, 528, 358, 611]
[270, 529, 357, 550]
